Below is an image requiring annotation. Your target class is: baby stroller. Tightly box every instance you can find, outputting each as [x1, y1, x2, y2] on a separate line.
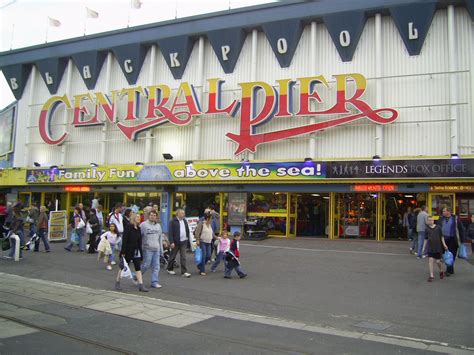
[25, 233, 40, 251]
[160, 241, 179, 269]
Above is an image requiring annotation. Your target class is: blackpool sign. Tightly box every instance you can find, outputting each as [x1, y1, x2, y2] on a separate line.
[38, 73, 398, 155]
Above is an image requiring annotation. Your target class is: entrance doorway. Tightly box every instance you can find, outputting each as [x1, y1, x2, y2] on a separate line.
[334, 193, 377, 239]
[297, 193, 329, 237]
[384, 193, 420, 240]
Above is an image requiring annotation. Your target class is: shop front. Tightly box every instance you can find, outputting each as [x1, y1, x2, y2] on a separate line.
[1, 157, 471, 240]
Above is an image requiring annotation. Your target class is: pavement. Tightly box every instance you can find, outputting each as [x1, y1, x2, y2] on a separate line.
[0, 237, 473, 354]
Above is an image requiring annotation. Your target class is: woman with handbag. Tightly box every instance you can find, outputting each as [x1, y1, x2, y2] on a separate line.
[115, 214, 148, 292]
[195, 212, 213, 276]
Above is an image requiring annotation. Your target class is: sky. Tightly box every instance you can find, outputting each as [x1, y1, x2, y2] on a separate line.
[0, 0, 276, 109]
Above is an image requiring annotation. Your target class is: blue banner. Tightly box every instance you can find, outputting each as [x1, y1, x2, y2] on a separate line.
[112, 44, 148, 85]
[72, 51, 107, 90]
[262, 19, 304, 68]
[207, 28, 247, 74]
[36, 58, 68, 95]
[390, 2, 437, 56]
[158, 36, 196, 80]
[323, 11, 367, 62]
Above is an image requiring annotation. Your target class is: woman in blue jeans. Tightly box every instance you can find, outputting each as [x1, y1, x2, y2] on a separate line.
[195, 213, 213, 276]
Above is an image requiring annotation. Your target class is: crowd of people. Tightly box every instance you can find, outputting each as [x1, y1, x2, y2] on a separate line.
[54, 201, 247, 291]
[403, 205, 472, 281]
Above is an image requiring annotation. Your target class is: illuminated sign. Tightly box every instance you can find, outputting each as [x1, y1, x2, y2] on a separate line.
[352, 184, 397, 192]
[38, 73, 398, 155]
[64, 186, 91, 192]
[430, 185, 474, 192]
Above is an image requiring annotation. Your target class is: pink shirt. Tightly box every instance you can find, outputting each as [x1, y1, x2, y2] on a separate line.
[218, 237, 230, 252]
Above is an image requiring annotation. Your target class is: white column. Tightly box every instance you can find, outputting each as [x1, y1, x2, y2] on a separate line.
[192, 36, 205, 160]
[308, 21, 317, 159]
[375, 13, 383, 158]
[145, 45, 157, 163]
[100, 53, 113, 164]
[22, 65, 36, 167]
[60, 59, 73, 166]
[248, 29, 258, 161]
[447, 5, 459, 156]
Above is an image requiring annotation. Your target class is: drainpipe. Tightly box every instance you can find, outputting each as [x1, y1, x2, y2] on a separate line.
[144, 45, 157, 163]
[193, 36, 204, 161]
[60, 59, 73, 167]
[447, 5, 459, 156]
[375, 13, 383, 158]
[100, 53, 113, 164]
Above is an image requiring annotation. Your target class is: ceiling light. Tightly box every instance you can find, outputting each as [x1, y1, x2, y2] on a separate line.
[33, 162, 41, 167]
[135, 162, 144, 166]
[90, 163, 98, 167]
[451, 153, 459, 159]
[372, 155, 381, 161]
[304, 157, 312, 162]
[162, 153, 173, 160]
[185, 160, 193, 166]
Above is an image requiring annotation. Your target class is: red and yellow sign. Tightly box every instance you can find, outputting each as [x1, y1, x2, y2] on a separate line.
[38, 73, 398, 155]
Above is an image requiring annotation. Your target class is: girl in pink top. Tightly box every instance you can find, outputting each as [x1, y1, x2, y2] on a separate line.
[211, 230, 230, 272]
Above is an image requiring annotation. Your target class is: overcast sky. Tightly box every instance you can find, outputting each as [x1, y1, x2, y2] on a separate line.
[0, 0, 276, 109]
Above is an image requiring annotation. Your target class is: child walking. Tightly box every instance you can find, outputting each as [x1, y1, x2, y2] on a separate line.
[211, 230, 230, 272]
[224, 232, 247, 279]
[99, 223, 118, 271]
[422, 216, 448, 282]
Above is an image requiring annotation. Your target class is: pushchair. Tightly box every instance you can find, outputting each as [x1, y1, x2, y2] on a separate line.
[25, 232, 40, 251]
[160, 241, 179, 269]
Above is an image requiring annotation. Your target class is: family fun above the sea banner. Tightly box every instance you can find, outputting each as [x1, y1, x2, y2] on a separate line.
[39, 73, 398, 155]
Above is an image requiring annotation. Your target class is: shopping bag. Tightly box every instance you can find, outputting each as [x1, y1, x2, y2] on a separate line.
[1, 238, 10, 251]
[71, 230, 80, 245]
[458, 244, 468, 260]
[194, 246, 202, 265]
[86, 222, 93, 235]
[443, 250, 454, 266]
[120, 257, 132, 279]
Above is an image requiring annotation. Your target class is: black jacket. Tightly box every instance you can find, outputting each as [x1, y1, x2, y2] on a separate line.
[88, 214, 101, 233]
[168, 217, 190, 245]
[121, 224, 143, 261]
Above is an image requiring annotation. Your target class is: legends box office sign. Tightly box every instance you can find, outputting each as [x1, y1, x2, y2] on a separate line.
[24, 159, 474, 184]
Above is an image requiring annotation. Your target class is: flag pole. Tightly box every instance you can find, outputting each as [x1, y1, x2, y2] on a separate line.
[127, 0, 131, 27]
[45, 17, 49, 43]
[10, 23, 14, 50]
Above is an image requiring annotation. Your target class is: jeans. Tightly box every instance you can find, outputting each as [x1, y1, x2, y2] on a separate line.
[411, 232, 418, 251]
[417, 231, 425, 257]
[445, 237, 458, 274]
[109, 243, 116, 263]
[407, 228, 413, 240]
[225, 261, 246, 277]
[29, 223, 36, 238]
[141, 250, 160, 286]
[65, 228, 86, 251]
[211, 251, 225, 271]
[198, 242, 212, 273]
[8, 230, 24, 258]
[34, 228, 50, 252]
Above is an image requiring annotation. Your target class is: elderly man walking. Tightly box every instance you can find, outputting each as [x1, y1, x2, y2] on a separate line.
[167, 209, 191, 278]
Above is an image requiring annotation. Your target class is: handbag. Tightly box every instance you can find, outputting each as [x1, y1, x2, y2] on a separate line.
[443, 250, 454, 266]
[458, 244, 468, 260]
[86, 222, 93, 235]
[194, 246, 202, 264]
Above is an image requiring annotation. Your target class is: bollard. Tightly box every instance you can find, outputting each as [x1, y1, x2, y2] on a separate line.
[10, 233, 20, 261]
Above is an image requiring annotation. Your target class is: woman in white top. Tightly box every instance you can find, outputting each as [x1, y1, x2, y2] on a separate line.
[195, 213, 214, 276]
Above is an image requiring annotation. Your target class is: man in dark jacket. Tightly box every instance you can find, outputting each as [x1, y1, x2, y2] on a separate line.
[438, 207, 465, 275]
[167, 208, 191, 278]
[87, 209, 101, 254]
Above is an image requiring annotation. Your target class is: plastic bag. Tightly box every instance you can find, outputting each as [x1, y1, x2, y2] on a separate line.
[1, 237, 10, 251]
[120, 257, 132, 279]
[71, 230, 80, 245]
[458, 244, 468, 260]
[194, 246, 202, 265]
[443, 250, 454, 266]
[86, 222, 93, 235]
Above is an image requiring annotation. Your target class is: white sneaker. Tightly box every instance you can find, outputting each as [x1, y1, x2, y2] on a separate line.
[3, 256, 12, 260]
[167, 270, 176, 275]
[106, 265, 112, 271]
[151, 284, 163, 289]
[182, 273, 191, 278]
[111, 261, 116, 265]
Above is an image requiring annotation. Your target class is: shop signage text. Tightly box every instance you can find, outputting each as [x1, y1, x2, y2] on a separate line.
[38, 73, 398, 155]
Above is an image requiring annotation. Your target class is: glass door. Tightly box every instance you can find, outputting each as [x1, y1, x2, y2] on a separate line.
[428, 193, 456, 220]
[287, 194, 298, 237]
